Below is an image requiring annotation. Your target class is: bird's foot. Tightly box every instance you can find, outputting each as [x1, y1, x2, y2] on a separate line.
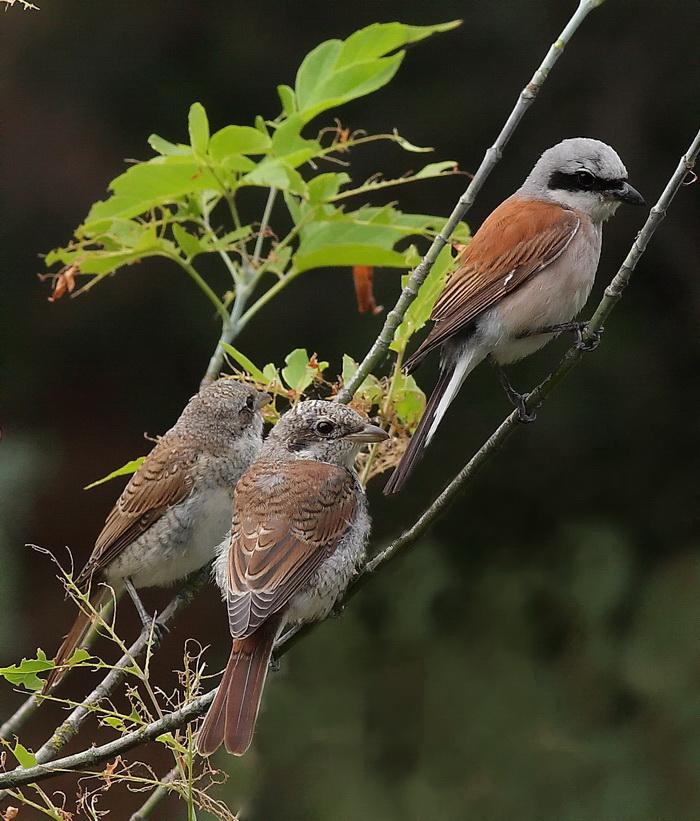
[514, 395, 537, 424]
[141, 615, 169, 647]
[269, 655, 281, 673]
[523, 321, 603, 352]
[329, 604, 344, 619]
[490, 360, 537, 423]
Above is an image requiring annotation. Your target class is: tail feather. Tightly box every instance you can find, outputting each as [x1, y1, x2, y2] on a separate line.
[42, 586, 113, 694]
[385, 346, 483, 495]
[197, 612, 285, 757]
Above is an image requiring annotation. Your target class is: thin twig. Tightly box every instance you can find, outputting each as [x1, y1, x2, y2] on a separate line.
[335, 0, 607, 403]
[201, 187, 279, 387]
[0, 566, 210, 799]
[129, 766, 178, 820]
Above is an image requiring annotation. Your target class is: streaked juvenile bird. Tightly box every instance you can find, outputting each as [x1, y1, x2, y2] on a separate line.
[197, 400, 388, 756]
[43, 378, 270, 693]
[384, 138, 644, 494]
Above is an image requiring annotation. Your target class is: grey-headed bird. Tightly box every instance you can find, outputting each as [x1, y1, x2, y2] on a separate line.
[384, 138, 644, 494]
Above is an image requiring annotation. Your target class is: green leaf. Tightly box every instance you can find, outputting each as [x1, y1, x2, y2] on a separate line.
[81, 161, 223, 233]
[306, 172, 351, 204]
[84, 457, 146, 490]
[299, 52, 403, 125]
[102, 715, 128, 731]
[341, 355, 383, 405]
[172, 223, 204, 260]
[221, 344, 268, 383]
[336, 21, 461, 68]
[390, 133, 434, 153]
[242, 159, 307, 196]
[277, 84, 296, 115]
[12, 742, 37, 768]
[188, 102, 210, 158]
[390, 244, 455, 352]
[414, 160, 459, 179]
[281, 348, 328, 394]
[295, 245, 407, 273]
[271, 114, 321, 167]
[391, 371, 425, 430]
[200, 224, 254, 253]
[209, 125, 272, 158]
[148, 134, 192, 157]
[0, 649, 54, 691]
[294, 204, 436, 272]
[156, 732, 188, 753]
[294, 21, 461, 124]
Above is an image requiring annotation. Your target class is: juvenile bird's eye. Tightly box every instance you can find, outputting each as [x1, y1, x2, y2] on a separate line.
[576, 170, 595, 188]
[315, 419, 335, 435]
[245, 395, 256, 410]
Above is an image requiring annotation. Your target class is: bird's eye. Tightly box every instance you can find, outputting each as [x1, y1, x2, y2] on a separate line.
[245, 395, 256, 411]
[315, 419, 335, 436]
[576, 170, 596, 188]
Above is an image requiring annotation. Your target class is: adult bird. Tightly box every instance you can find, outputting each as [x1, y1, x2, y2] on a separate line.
[43, 378, 270, 693]
[197, 400, 388, 756]
[384, 138, 644, 494]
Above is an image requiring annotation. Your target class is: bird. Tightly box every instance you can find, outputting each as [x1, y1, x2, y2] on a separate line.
[384, 137, 645, 494]
[196, 399, 389, 756]
[42, 378, 270, 694]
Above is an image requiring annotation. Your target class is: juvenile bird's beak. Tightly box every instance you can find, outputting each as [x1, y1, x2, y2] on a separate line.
[616, 181, 645, 206]
[345, 423, 390, 443]
[257, 392, 272, 409]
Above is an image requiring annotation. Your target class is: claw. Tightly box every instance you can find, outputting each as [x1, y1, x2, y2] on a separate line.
[490, 359, 537, 423]
[519, 320, 603, 352]
[575, 325, 603, 352]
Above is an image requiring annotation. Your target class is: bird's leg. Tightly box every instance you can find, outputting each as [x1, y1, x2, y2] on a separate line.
[124, 577, 168, 645]
[517, 321, 603, 352]
[490, 359, 537, 423]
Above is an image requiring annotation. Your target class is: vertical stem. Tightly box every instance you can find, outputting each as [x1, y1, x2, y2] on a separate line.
[200, 187, 279, 387]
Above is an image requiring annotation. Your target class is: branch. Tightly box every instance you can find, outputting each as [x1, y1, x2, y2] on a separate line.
[335, 0, 606, 403]
[2, 121, 694, 793]
[201, 186, 279, 387]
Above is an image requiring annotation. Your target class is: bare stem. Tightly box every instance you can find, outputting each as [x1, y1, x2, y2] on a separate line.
[335, 0, 605, 403]
[201, 187, 279, 387]
[0, 566, 210, 799]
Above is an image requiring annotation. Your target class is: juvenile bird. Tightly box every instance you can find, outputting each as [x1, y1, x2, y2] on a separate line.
[384, 138, 644, 494]
[43, 378, 270, 693]
[197, 400, 388, 756]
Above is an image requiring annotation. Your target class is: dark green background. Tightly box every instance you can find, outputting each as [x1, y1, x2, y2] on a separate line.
[1, 1, 699, 819]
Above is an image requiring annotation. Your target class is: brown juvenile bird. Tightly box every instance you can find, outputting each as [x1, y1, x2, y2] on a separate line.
[42, 379, 270, 694]
[384, 138, 644, 494]
[197, 400, 388, 756]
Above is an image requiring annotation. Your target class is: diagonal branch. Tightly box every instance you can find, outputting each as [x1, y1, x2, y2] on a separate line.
[1, 120, 695, 793]
[335, 0, 609, 403]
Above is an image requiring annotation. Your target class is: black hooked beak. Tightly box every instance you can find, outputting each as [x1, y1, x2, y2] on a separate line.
[616, 181, 645, 206]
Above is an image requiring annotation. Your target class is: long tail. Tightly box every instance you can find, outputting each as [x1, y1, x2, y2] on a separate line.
[197, 611, 285, 757]
[384, 346, 483, 495]
[42, 586, 115, 694]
